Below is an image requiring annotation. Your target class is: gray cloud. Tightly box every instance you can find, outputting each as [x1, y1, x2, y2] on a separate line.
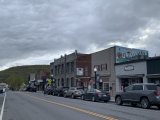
[0, 0, 160, 70]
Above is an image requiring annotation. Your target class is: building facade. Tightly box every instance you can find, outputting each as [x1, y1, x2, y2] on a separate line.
[147, 56, 160, 84]
[91, 46, 148, 97]
[51, 51, 91, 88]
[50, 46, 148, 97]
[115, 60, 147, 92]
[91, 47, 116, 96]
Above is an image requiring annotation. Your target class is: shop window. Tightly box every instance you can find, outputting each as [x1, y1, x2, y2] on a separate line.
[103, 82, 109, 91]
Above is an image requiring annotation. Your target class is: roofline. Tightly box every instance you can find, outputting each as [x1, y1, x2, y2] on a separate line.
[147, 56, 160, 61]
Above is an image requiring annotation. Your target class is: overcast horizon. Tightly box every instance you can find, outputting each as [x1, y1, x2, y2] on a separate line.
[0, 0, 160, 71]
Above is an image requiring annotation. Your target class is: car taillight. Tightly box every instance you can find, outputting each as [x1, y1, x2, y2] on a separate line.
[154, 91, 160, 96]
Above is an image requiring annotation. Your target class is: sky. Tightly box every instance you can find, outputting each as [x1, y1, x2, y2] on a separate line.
[0, 0, 160, 71]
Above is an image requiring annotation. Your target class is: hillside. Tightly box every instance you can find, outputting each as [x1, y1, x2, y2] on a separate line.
[0, 65, 50, 83]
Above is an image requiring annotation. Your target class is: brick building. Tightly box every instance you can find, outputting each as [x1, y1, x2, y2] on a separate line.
[50, 50, 91, 88]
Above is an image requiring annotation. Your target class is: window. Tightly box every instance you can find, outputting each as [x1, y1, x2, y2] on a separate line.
[84, 67, 88, 76]
[125, 85, 133, 91]
[103, 82, 109, 91]
[66, 63, 69, 73]
[133, 85, 143, 90]
[146, 85, 157, 90]
[71, 78, 74, 87]
[57, 79, 60, 86]
[58, 65, 61, 74]
[61, 79, 64, 86]
[71, 62, 74, 73]
[61, 64, 64, 74]
[101, 64, 107, 71]
[55, 66, 57, 75]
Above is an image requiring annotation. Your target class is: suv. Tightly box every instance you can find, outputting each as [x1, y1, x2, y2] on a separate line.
[115, 83, 160, 109]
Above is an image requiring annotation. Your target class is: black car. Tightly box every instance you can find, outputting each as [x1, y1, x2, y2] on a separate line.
[26, 84, 37, 92]
[44, 86, 55, 95]
[115, 83, 160, 109]
[0, 86, 4, 94]
[81, 89, 110, 102]
[53, 87, 69, 97]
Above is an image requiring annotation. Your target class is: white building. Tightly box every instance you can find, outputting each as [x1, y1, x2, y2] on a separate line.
[115, 60, 147, 92]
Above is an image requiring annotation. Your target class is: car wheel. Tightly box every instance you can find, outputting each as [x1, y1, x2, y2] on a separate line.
[71, 94, 75, 99]
[131, 102, 137, 107]
[53, 92, 55, 96]
[141, 97, 150, 109]
[115, 96, 123, 105]
[92, 96, 96, 102]
[81, 95, 85, 100]
[58, 93, 60, 97]
[157, 105, 160, 109]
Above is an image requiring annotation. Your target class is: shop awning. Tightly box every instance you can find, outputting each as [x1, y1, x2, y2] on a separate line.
[117, 74, 144, 78]
[147, 74, 160, 78]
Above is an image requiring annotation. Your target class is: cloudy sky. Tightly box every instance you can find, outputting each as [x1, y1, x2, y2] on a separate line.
[0, 0, 160, 70]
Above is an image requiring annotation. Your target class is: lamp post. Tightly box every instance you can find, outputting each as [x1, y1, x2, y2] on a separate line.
[94, 67, 97, 89]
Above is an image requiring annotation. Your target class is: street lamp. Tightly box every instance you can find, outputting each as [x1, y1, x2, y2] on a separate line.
[94, 67, 97, 89]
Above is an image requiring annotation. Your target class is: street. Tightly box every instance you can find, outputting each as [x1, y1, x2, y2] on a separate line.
[0, 91, 159, 120]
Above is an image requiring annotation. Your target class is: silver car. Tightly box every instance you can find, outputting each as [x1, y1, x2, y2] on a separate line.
[64, 87, 84, 99]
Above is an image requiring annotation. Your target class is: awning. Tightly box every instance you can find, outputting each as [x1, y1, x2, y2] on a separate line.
[147, 74, 160, 78]
[117, 74, 144, 78]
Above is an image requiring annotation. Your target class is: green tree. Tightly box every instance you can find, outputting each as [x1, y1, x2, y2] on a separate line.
[6, 74, 24, 90]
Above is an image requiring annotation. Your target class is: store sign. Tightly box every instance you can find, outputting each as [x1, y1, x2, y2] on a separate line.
[124, 65, 134, 71]
[116, 46, 148, 63]
[76, 68, 84, 76]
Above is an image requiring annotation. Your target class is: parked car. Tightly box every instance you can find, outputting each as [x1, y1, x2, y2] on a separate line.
[53, 87, 69, 97]
[115, 83, 160, 109]
[64, 87, 84, 99]
[0, 86, 4, 94]
[81, 89, 110, 102]
[26, 84, 37, 92]
[44, 86, 55, 95]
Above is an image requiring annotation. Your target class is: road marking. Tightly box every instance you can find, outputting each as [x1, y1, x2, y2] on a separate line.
[26, 93, 118, 120]
[0, 93, 6, 120]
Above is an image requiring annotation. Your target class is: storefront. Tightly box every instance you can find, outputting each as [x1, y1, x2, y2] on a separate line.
[147, 56, 160, 84]
[115, 60, 147, 92]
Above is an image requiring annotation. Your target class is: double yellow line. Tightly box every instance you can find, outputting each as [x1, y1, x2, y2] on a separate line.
[26, 93, 118, 120]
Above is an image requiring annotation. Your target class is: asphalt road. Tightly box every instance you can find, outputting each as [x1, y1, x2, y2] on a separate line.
[2, 91, 160, 120]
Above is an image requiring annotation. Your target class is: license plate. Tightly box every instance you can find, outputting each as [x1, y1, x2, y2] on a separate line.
[103, 95, 106, 97]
